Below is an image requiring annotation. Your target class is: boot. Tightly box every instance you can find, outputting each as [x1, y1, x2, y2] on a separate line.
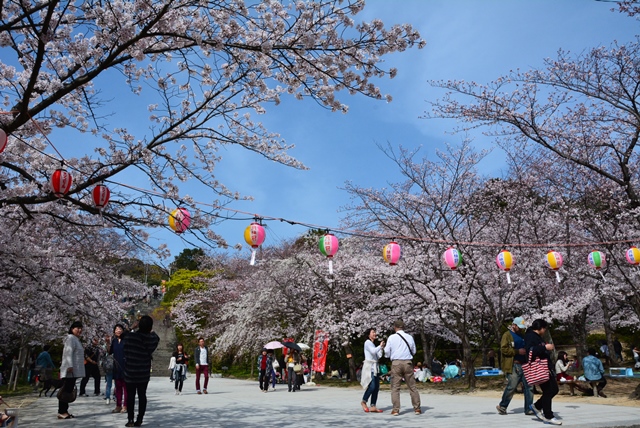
[125, 421, 135, 427]
[111, 406, 122, 413]
[134, 415, 143, 426]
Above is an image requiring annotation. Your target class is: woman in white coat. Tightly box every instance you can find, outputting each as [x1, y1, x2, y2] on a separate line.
[58, 321, 86, 420]
[360, 328, 385, 413]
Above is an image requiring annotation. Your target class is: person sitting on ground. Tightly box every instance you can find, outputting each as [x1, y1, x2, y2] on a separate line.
[583, 348, 607, 398]
[555, 351, 587, 396]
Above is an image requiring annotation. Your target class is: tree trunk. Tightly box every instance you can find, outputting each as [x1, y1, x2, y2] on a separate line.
[600, 296, 619, 367]
[419, 329, 438, 369]
[570, 308, 589, 362]
[462, 333, 476, 389]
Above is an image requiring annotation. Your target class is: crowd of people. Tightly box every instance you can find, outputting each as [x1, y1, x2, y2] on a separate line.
[356, 316, 634, 425]
[53, 317, 159, 427]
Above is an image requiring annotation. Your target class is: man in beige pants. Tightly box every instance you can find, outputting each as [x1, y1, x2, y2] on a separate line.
[384, 319, 421, 416]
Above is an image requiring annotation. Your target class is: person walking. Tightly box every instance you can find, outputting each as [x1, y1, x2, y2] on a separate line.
[101, 335, 115, 405]
[172, 344, 188, 395]
[360, 328, 385, 413]
[123, 315, 160, 427]
[35, 345, 56, 383]
[286, 350, 300, 392]
[57, 321, 85, 420]
[257, 349, 272, 393]
[109, 324, 128, 414]
[496, 317, 533, 416]
[525, 319, 561, 426]
[79, 337, 101, 397]
[194, 338, 210, 394]
[384, 319, 421, 416]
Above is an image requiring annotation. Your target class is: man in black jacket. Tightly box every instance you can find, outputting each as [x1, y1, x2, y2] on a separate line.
[123, 315, 160, 427]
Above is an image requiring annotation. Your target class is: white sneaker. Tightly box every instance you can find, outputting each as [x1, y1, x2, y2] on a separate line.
[175, 390, 179, 395]
[106, 398, 110, 405]
[546, 417, 562, 425]
[530, 404, 547, 422]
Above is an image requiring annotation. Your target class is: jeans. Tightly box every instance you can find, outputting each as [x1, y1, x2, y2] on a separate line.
[362, 372, 380, 406]
[287, 367, 296, 391]
[114, 378, 127, 407]
[534, 376, 559, 419]
[195, 365, 209, 391]
[499, 363, 533, 410]
[105, 372, 113, 399]
[126, 381, 149, 423]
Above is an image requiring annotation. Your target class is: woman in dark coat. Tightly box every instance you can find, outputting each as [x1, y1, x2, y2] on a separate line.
[524, 319, 561, 426]
[109, 323, 127, 414]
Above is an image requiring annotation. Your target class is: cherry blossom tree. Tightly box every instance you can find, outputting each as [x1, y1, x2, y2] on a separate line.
[0, 0, 424, 253]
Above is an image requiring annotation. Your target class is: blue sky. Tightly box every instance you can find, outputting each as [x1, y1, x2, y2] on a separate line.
[46, 1, 639, 264]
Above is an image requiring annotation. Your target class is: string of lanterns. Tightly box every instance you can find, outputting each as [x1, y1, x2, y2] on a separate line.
[4, 125, 640, 280]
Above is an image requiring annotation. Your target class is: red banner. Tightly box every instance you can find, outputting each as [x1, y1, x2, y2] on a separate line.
[312, 330, 329, 373]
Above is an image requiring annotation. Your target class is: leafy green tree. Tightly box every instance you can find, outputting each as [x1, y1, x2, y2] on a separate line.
[170, 248, 205, 272]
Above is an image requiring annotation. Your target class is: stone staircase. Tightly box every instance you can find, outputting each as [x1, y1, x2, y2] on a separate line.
[134, 299, 177, 377]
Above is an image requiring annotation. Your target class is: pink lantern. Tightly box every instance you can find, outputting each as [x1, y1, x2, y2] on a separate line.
[383, 241, 401, 266]
[92, 184, 110, 210]
[50, 168, 73, 198]
[244, 222, 266, 266]
[318, 233, 339, 274]
[495, 250, 514, 284]
[0, 129, 7, 154]
[443, 247, 462, 270]
[625, 247, 640, 266]
[546, 250, 563, 282]
[169, 207, 191, 234]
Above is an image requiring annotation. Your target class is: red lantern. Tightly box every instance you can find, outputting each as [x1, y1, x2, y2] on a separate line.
[50, 168, 73, 198]
[0, 129, 7, 154]
[92, 184, 110, 210]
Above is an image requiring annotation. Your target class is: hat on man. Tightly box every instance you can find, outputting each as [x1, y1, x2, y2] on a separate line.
[512, 317, 526, 329]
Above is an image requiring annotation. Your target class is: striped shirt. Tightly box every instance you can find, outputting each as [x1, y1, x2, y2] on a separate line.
[123, 331, 160, 384]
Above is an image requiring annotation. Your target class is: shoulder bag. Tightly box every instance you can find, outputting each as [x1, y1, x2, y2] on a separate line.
[57, 384, 78, 404]
[522, 350, 550, 385]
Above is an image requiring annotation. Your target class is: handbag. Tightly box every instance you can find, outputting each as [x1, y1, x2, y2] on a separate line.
[522, 350, 550, 386]
[272, 359, 280, 369]
[57, 384, 77, 404]
[293, 363, 302, 373]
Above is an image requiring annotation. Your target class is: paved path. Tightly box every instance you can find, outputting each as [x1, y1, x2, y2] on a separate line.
[13, 377, 640, 427]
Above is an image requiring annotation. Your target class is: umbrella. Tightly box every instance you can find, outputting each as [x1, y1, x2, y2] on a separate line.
[282, 342, 302, 352]
[297, 343, 310, 351]
[264, 341, 283, 350]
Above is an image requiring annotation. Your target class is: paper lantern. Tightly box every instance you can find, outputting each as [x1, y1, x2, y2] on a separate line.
[546, 250, 563, 282]
[443, 247, 462, 270]
[0, 129, 7, 154]
[495, 250, 514, 284]
[244, 222, 266, 266]
[587, 250, 605, 270]
[92, 184, 110, 210]
[318, 233, 339, 274]
[168, 207, 191, 234]
[588, 250, 606, 280]
[383, 241, 401, 266]
[50, 168, 73, 198]
[625, 247, 640, 266]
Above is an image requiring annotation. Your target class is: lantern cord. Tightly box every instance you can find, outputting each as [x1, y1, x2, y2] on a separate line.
[555, 272, 561, 283]
[506, 272, 511, 284]
[6, 124, 640, 249]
